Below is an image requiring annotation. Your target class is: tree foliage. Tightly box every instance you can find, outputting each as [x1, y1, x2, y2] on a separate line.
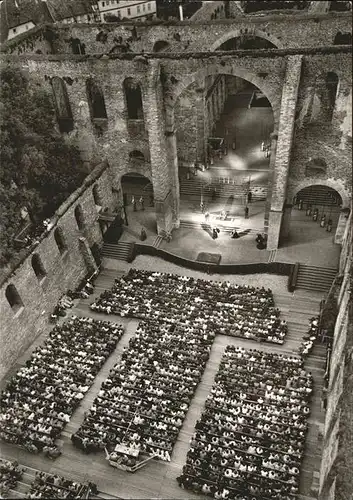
[0, 65, 87, 265]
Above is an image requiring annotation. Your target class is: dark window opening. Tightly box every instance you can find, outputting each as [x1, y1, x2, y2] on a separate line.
[325, 72, 339, 122]
[153, 40, 170, 52]
[129, 150, 145, 161]
[5, 284, 24, 313]
[90, 243, 102, 266]
[218, 36, 276, 51]
[74, 204, 85, 230]
[51, 77, 74, 133]
[71, 37, 86, 54]
[54, 227, 68, 255]
[329, 1, 352, 11]
[333, 32, 352, 45]
[86, 78, 108, 133]
[93, 184, 103, 207]
[123, 78, 144, 120]
[31, 254, 47, 281]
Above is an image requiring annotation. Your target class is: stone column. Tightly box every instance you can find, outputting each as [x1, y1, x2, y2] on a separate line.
[195, 79, 207, 165]
[144, 60, 178, 237]
[279, 203, 292, 243]
[267, 55, 303, 250]
[166, 129, 180, 229]
[335, 211, 349, 244]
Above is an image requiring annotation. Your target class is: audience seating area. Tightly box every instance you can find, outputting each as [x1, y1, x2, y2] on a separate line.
[0, 317, 124, 455]
[72, 320, 214, 462]
[0, 458, 23, 497]
[177, 346, 313, 500]
[0, 459, 92, 499]
[91, 269, 287, 344]
[25, 471, 90, 499]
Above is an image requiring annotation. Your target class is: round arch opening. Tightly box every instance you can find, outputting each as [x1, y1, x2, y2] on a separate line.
[280, 184, 344, 249]
[217, 35, 277, 52]
[174, 71, 275, 233]
[120, 173, 156, 236]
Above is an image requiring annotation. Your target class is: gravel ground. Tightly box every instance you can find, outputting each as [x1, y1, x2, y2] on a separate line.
[103, 255, 291, 296]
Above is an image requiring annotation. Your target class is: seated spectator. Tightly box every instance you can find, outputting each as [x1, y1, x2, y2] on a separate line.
[0, 317, 124, 455]
[177, 347, 312, 500]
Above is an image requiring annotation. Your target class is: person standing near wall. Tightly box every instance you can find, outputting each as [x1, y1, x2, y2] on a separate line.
[244, 206, 249, 219]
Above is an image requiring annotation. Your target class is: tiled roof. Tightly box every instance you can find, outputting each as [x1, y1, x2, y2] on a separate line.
[0, 0, 53, 43]
[0, 0, 97, 44]
[46, 0, 97, 21]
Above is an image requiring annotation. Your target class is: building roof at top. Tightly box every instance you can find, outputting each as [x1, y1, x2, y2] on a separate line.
[0, 0, 97, 43]
[46, 0, 97, 21]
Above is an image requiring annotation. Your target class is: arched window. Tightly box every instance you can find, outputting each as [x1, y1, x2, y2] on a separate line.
[31, 254, 47, 281]
[93, 184, 102, 207]
[123, 78, 144, 120]
[54, 227, 67, 255]
[74, 204, 85, 230]
[86, 78, 108, 120]
[153, 40, 170, 52]
[325, 72, 339, 121]
[51, 77, 74, 133]
[129, 150, 145, 161]
[5, 284, 24, 313]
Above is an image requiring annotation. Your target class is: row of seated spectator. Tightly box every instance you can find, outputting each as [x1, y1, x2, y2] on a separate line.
[25, 471, 90, 499]
[298, 317, 319, 358]
[72, 320, 215, 463]
[177, 346, 313, 500]
[0, 317, 124, 455]
[91, 269, 287, 344]
[0, 459, 23, 497]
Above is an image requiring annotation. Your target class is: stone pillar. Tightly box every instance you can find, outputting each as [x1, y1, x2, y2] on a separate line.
[267, 55, 303, 250]
[144, 60, 178, 237]
[335, 211, 349, 244]
[166, 130, 180, 228]
[79, 237, 98, 274]
[195, 80, 207, 165]
[279, 203, 292, 243]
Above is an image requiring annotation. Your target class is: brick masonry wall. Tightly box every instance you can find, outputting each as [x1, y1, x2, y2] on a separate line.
[288, 53, 352, 204]
[319, 253, 351, 496]
[174, 82, 198, 166]
[0, 166, 116, 381]
[4, 13, 352, 55]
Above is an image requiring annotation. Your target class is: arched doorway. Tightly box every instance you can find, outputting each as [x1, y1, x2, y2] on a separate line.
[281, 185, 343, 250]
[120, 172, 156, 236]
[174, 71, 274, 232]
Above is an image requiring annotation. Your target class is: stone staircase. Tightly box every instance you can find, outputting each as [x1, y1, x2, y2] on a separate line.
[297, 185, 342, 207]
[152, 235, 164, 248]
[101, 241, 133, 261]
[179, 177, 267, 201]
[296, 265, 337, 293]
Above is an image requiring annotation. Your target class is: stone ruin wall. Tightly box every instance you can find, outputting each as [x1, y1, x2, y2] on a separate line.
[0, 164, 117, 381]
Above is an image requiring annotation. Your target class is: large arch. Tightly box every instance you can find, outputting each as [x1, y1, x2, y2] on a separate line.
[291, 179, 350, 209]
[209, 28, 284, 52]
[172, 65, 276, 233]
[170, 64, 280, 124]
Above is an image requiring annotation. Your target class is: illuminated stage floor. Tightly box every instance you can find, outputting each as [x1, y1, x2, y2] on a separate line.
[121, 202, 341, 269]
